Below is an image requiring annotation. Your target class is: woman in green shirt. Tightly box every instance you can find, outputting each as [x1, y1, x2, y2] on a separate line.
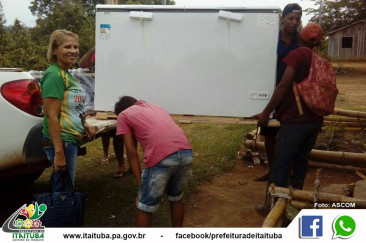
[41, 29, 94, 191]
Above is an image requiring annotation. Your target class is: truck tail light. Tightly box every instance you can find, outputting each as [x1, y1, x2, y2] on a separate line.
[1, 79, 43, 117]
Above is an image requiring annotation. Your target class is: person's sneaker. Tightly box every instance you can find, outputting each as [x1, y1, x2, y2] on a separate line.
[255, 204, 270, 216]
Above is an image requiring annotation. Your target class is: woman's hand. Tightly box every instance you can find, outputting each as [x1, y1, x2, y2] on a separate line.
[85, 124, 98, 140]
[54, 151, 67, 172]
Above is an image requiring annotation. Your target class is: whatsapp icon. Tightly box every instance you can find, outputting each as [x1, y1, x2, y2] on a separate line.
[333, 215, 356, 239]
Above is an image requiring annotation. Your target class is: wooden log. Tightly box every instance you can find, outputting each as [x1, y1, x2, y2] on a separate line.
[275, 217, 284, 227]
[310, 149, 366, 167]
[309, 161, 366, 172]
[249, 128, 260, 139]
[262, 198, 286, 228]
[245, 128, 265, 142]
[244, 140, 366, 167]
[324, 116, 366, 123]
[356, 171, 366, 180]
[291, 200, 313, 209]
[272, 186, 366, 207]
[333, 108, 366, 119]
[244, 140, 265, 151]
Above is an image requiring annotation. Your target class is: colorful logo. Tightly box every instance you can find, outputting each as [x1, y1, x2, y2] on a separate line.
[2, 203, 47, 233]
[333, 215, 356, 239]
[300, 216, 323, 238]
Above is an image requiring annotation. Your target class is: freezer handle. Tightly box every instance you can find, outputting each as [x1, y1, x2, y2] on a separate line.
[218, 10, 243, 22]
[130, 11, 153, 21]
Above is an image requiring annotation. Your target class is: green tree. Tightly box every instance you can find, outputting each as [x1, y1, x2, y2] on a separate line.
[0, 0, 14, 67]
[29, 0, 95, 69]
[5, 19, 46, 70]
[30, 0, 105, 18]
[306, 0, 366, 34]
[29, 0, 175, 18]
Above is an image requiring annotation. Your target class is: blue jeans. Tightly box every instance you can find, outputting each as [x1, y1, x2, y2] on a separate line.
[43, 139, 78, 192]
[270, 122, 322, 189]
[137, 149, 193, 213]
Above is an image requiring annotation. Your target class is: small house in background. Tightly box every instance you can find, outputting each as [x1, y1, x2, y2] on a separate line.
[327, 19, 366, 61]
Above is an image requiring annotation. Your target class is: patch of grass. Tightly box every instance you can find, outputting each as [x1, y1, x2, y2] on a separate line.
[35, 122, 249, 227]
[336, 94, 346, 103]
[334, 64, 356, 76]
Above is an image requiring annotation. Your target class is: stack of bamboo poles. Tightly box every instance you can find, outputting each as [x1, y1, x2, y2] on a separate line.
[325, 108, 366, 131]
[244, 109, 366, 171]
[246, 109, 366, 227]
[245, 139, 366, 170]
[261, 184, 366, 227]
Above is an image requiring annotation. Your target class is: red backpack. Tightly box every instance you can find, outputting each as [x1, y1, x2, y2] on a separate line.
[293, 48, 338, 117]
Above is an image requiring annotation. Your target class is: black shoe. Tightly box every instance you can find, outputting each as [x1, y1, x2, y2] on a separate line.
[255, 205, 270, 216]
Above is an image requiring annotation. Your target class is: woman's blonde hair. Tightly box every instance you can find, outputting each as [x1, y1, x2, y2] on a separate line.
[46, 29, 79, 63]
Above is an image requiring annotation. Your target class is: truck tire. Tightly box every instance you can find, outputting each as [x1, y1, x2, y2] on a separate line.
[0, 169, 44, 191]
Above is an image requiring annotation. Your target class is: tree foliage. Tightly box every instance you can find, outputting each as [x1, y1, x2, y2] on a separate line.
[31, 0, 95, 65]
[30, 0, 104, 18]
[307, 0, 366, 34]
[29, 0, 175, 18]
[3, 0, 175, 70]
[5, 19, 45, 70]
[0, 1, 13, 67]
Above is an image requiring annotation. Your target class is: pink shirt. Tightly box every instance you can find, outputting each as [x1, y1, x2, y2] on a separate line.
[116, 101, 192, 168]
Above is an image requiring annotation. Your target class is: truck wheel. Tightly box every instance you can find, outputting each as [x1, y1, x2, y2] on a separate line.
[0, 169, 45, 191]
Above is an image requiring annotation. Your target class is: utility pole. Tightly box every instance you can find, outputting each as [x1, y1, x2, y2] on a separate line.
[162, 0, 167, 5]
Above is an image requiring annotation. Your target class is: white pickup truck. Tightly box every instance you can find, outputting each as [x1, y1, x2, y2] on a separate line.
[0, 69, 48, 185]
[0, 68, 114, 186]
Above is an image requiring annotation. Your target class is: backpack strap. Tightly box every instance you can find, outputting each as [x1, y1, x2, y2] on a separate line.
[291, 47, 314, 116]
[293, 82, 304, 115]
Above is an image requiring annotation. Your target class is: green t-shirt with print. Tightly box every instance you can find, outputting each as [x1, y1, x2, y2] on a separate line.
[41, 63, 86, 145]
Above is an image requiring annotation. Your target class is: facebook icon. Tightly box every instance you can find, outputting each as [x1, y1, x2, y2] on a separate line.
[300, 216, 323, 238]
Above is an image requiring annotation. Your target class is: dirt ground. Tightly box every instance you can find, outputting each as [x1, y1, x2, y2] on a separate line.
[184, 61, 366, 227]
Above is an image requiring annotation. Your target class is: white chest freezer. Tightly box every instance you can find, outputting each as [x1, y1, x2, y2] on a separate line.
[95, 5, 280, 117]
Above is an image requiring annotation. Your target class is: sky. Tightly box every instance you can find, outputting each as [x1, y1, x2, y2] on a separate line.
[1, 0, 317, 27]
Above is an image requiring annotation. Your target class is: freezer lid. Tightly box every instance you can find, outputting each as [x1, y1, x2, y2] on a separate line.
[96, 4, 280, 13]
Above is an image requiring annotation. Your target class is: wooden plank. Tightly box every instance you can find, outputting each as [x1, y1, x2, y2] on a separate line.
[171, 115, 280, 127]
[96, 111, 117, 120]
[94, 112, 281, 126]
